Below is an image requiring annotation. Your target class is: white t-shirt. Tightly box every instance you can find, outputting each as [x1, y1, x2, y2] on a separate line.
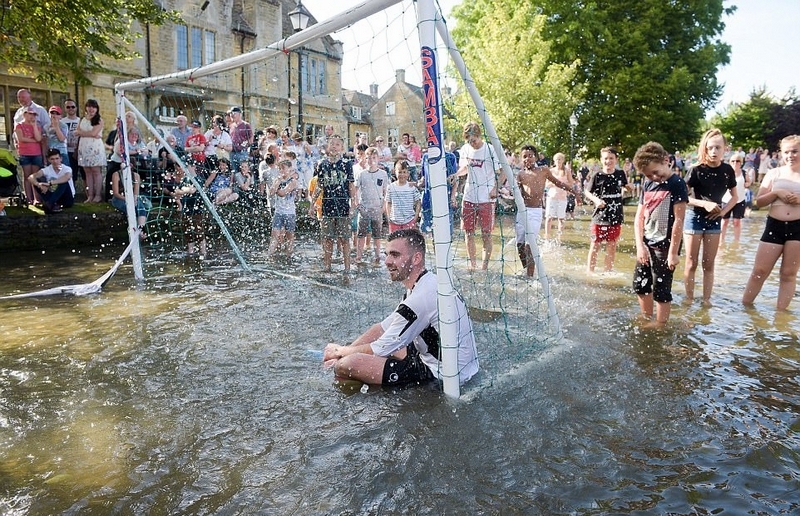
[387, 182, 420, 224]
[355, 167, 389, 213]
[371, 271, 479, 384]
[41, 164, 75, 196]
[459, 142, 498, 204]
[204, 130, 232, 157]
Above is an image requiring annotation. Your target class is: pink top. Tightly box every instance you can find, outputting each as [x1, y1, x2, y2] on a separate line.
[15, 122, 40, 157]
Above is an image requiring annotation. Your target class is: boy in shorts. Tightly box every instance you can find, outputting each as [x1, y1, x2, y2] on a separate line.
[631, 142, 689, 325]
[583, 147, 632, 272]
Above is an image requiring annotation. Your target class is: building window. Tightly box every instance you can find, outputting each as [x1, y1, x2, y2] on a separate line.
[176, 25, 215, 69]
[176, 26, 189, 70]
[350, 106, 362, 120]
[388, 128, 399, 149]
[386, 101, 396, 116]
[204, 31, 215, 65]
[300, 55, 327, 96]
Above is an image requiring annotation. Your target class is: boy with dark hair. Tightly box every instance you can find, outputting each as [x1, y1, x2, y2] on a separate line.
[583, 146, 631, 272]
[632, 141, 689, 326]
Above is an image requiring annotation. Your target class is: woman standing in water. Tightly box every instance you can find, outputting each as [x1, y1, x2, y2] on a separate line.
[682, 129, 737, 305]
[743, 135, 800, 310]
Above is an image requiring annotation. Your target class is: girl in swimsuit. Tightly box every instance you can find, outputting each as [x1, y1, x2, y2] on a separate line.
[743, 135, 800, 310]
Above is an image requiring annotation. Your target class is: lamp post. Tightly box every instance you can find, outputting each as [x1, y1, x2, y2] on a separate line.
[288, 0, 310, 137]
[569, 112, 578, 166]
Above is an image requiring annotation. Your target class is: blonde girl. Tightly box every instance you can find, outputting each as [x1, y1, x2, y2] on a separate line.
[682, 128, 738, 304]
[742, 135, 800, 310]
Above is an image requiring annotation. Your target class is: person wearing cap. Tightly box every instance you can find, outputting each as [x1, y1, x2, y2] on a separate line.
[45, 106, 70, 166]
[228, 107, 253, 173]
[15, 106, 44, 202]
[170, 115, 191, 149]
[184, 121, 208, 167]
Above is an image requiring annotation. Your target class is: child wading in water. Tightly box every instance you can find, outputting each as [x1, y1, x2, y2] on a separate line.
[631, 142, 688, 326]
[682, 128, 737, 305]
[742, 135, 800, 310]
[266, 159, 299, 261]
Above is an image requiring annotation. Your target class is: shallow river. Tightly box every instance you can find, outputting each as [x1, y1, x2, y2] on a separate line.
[1, 208, 798, 515]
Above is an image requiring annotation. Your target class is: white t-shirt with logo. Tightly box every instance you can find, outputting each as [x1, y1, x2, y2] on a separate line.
[459, 142, 498, 204]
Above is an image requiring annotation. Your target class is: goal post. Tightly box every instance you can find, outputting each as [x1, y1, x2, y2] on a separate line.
[110, 0, 564, 398]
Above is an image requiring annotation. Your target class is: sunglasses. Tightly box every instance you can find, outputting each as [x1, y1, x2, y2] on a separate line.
[65, 105, 77, 109]
[49, 112, 59, 115]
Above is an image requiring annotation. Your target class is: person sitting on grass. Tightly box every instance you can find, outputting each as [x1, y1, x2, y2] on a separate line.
[28, 149, 74, 214]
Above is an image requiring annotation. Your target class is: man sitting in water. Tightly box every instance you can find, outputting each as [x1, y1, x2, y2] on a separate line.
[322, 228, 479, 387]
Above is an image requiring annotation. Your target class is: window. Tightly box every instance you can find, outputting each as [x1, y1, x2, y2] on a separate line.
[176, 25, 215, 69]
[386, 102, 396, 116]
[300, 55, 327, 96]
[388, 128, 399, 149]
[191, 28, 203, 68]
[350, 106, 362, 120]
[204, 31, 215, 65]
[176, 26, 189, 70]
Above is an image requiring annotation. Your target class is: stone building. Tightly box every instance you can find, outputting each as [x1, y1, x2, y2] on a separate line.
[369, 69, 425, 152]
[0, 0, 346, 147]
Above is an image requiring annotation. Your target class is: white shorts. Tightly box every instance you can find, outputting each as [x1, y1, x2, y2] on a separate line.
[545, 197, 568, 219]
[515, 207, 543, 245]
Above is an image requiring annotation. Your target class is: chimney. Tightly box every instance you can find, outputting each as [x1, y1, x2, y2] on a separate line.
[370, 84, 379, 98]
[395, 69, 405, 84]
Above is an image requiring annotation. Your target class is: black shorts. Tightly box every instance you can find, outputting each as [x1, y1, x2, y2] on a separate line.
[760, 216, 800, 245]
[382, 351, 435, 386]
[632, 244, 675, 303]
[722, 201, 746, 219]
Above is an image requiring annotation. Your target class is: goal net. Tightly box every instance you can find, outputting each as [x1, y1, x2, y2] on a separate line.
[113, 0, 562, 396]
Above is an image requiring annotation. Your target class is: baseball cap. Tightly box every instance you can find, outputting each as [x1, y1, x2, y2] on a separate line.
[229, 106, 242, 113]
[24, 106, 37, 115]
[191, 120, 201, 127]
[49, 106, 62, 115]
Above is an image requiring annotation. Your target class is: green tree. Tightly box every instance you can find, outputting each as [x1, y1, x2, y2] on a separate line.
[0, 0, 178, 86]
[450, 0, 733, 157]
[541, 0, 732, 156]
[447, 0, 582, 152]
[712, 88, 800, 152]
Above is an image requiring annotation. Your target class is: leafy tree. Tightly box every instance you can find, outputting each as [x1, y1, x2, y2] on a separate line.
[0, 0, 178, 86]
[712, 88, 800, 152]
[450, 0, 733, 157]
[713, 88, 776, 149]
[447, 0, 582, 152]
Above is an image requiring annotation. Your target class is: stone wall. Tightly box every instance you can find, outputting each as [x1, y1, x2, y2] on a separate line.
[0, 211, 128, 252]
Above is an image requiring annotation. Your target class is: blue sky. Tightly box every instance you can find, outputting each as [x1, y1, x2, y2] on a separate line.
[302, 0, 797, 115]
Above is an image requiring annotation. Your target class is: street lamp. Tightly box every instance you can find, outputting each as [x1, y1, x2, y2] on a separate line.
[569, 112, 578, 165]
[288, 0, 310, 137]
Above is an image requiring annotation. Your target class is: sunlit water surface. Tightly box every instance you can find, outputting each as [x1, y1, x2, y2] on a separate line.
[1, 209, 798, 515]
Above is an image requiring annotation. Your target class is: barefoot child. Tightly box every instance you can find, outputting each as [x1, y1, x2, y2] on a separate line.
[583, 147, 632, 272]
[682, 129, 737, 304]
[742, 135, 800, 310]
[266, 159, 299, 260]
[631, 142, 688, 325]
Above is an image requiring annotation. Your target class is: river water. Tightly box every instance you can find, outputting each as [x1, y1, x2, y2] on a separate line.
[1, 208, 798, 515]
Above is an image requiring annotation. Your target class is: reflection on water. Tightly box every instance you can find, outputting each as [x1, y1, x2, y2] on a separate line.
[1, 210, 799, 514]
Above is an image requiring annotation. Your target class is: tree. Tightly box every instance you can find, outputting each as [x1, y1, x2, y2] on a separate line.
[450, 0, 733, 157]
[542, 0, 732, 156]
[712, 88, 800, 152]
[447, 0, 582, 152]
[0, 0, 178, 86]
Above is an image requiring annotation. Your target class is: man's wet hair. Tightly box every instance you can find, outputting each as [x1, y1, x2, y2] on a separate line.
[388, 228, 426, 257]
[520, 144, 539, 155]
